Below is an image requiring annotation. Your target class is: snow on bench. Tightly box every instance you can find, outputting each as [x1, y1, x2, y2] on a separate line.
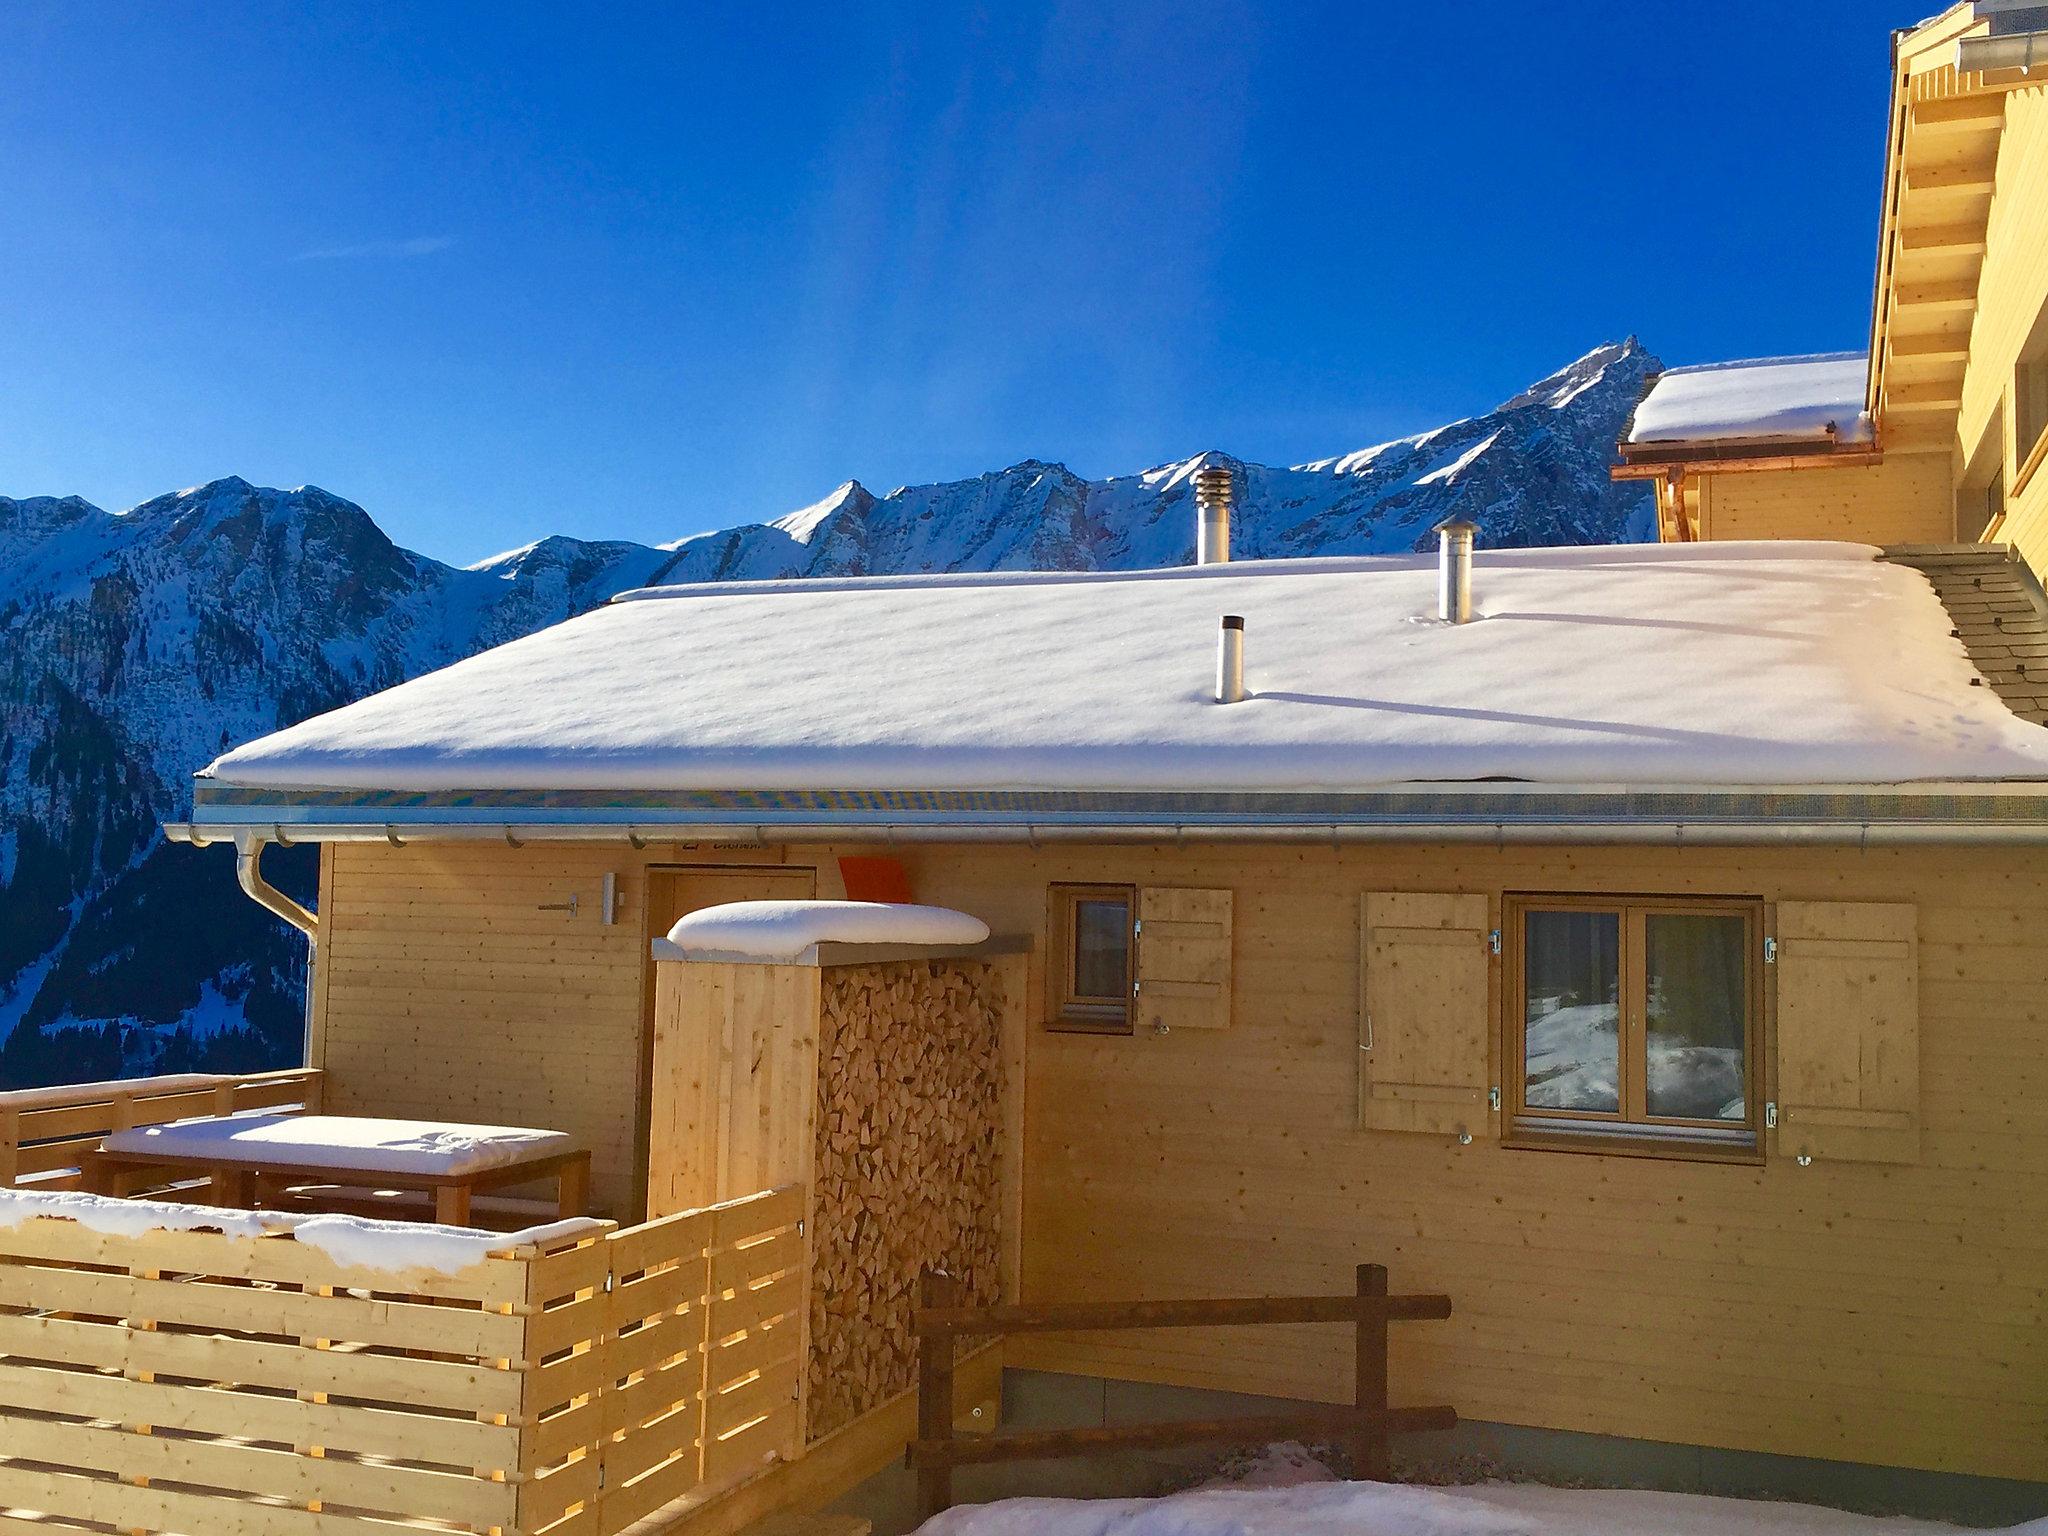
[101, 1112, 578, 1178]
[0, 1186, 601, 1276]
[652, 899, 991, 965]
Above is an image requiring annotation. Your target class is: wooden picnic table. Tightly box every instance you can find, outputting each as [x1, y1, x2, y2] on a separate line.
[82, 1112, 590, 1226]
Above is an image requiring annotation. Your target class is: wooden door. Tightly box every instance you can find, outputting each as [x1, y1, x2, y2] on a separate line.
[633, 865, 815, 1219]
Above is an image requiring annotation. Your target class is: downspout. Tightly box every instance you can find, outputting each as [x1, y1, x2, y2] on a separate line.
[233, 830, 320, 1066]
[234, 830, 319, 938]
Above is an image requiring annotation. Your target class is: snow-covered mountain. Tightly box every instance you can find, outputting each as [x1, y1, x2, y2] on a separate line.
[0, 340, 1657, 1086]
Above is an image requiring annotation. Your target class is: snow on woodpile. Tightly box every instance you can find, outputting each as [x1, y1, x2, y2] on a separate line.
[653, 900, 990, 963]
[914, 1478, 2048, 1536]
[200, 542, 2048, 792]
[101, 1112, 578, 1177]
[0, 1188, 603, 1277]
[1627, 353, 1875, 447]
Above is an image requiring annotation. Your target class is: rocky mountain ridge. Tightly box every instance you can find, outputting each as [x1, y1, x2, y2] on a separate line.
[0, 339, 1657, 1085]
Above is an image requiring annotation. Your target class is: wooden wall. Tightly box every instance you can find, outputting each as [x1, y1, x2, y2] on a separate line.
[896, 840, 2048, 1484]
[646, 961, 822, 1219]
[1960, 84, 2048, 572]
[1696, 454, 1953, 544]
[312, 835, 2048, 1479]
[315, 842, 820, 1219]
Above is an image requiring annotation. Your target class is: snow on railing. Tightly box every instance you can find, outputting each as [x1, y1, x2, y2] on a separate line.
[0, 1066, 323, 1191]
[0, 1181, 807, 1536]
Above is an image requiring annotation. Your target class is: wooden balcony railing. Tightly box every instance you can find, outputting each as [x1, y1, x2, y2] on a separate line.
[0, 1067, 324, 1192]
[0, 1181, 807, 1536]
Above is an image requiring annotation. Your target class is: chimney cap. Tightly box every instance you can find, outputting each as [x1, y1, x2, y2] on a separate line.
[1433, 516, 1480, 536]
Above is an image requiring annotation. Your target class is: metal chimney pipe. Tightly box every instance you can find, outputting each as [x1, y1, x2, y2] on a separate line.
[1216, 615, 1246, 703]
[1435, 516, 1478, 624]
[1194, 464, 1234, 565]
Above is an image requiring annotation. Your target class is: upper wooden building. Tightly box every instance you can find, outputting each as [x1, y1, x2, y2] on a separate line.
[1616, 3, 2048, 566]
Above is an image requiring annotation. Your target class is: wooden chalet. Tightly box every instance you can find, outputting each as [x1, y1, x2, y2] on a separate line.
[4, 7, 2047, 1536]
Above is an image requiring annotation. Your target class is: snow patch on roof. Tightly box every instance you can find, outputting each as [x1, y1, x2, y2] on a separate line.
[654, 900, 990, 963]
[1627, 352, 1874, 448]
[197, 542, 2048, 795]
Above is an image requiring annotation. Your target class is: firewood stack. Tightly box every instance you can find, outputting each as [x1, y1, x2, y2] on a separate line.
[807, 960, 1005, 1439]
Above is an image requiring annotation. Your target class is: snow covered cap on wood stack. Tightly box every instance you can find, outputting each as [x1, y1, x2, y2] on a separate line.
[1624, 353, 1875, 454]
[195, 541, 2048, 794]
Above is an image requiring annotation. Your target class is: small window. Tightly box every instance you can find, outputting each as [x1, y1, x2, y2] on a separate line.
[1047, 883, 1133, 1033]
[1506, 894, 1761, 1158]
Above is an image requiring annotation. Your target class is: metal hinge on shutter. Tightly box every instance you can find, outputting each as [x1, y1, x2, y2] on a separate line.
[1765, 1102, 1778, 1129]
[1488, 1086, 1501, 1112]
[1489, 928, 1502, 956]
[1764, 936, 1777, 964]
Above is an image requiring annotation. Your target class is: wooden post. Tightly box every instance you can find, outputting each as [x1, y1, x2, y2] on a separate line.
[914, 1269, 958, 1523]
[1354, 1263, 1390, 1481]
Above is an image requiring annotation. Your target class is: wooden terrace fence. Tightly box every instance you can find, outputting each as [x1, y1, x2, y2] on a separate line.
[0, 1068, 324, 1194]
[0, 1182, 806, 1536]
[906, 1265, 1456, 1521]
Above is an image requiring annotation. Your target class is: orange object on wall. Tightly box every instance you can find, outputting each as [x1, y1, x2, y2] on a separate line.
[838, 855, 915, 904]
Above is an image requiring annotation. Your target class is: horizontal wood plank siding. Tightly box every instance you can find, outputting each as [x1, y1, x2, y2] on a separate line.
[899, 841, 2048, 1482]
[1962, 86, 2048, 568]
[319, 845, 658, 1218]
[314, 837, 2048, 1480]
[1699, 454, 1953, 543]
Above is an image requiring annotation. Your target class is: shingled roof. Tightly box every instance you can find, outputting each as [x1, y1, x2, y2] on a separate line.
[1881, 545, 2048, 728]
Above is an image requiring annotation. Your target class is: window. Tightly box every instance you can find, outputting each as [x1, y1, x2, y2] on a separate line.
[1505, 894, 1761, 1158]
[2018, 351, 2048, 491]
[1047, 884, 1134, 1033]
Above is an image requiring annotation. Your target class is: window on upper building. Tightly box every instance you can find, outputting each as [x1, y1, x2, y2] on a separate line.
[2018, 352, 2048, 491]
[1960, 411, 2007, 540]
[1505, 895, 1761, 1158]
[1047, 883, 1134, 1033]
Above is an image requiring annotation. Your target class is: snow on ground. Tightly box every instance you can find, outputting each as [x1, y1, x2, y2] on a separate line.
[101, 1112, 578, 1177]
[0, 1188, 602, 1276]
[200, 543, 2048, 794]
[1628, 353, 1875, 447]
[653, 900, 990, 963]
[915, 1475, 2048, 1536]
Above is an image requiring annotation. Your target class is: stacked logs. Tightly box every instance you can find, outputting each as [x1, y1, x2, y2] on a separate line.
[807, 960, 1005, 1439]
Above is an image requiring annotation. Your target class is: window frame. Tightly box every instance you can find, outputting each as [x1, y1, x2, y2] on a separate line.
[1503, 892, 1764, 1163]
[1046, 882, 1136, 1035]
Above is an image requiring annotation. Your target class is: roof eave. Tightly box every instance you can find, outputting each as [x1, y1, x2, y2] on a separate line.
[171, 780, 2048, 848]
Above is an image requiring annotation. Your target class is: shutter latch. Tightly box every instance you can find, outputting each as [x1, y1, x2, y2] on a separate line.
[1764, 936, 1777, 964]
[1765, 1101, 1778, 1129]
[1488, 928, 1502, 956]
[1488, 1086, 1501, 1112]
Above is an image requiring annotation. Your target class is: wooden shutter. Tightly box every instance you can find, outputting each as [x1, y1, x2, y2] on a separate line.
[1134, 888, 1233, 1031]
[1773, 901, 1919, 1164]
[1360, 892, 1491, 1135]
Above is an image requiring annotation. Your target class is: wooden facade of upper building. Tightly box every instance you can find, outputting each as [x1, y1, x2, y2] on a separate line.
[308, 834, 2048, 1486]
[1618, 5, 2048, 570]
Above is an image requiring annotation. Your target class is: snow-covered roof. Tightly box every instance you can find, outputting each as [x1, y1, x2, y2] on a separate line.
[196, 543, 2048, 796]
[1625, 353, 1874, 450]
[651, 900, 992, 964]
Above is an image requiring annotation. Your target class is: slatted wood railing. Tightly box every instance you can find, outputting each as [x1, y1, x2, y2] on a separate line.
[0, 1182, 808, 1536]
[0, 1067, 324, 1191]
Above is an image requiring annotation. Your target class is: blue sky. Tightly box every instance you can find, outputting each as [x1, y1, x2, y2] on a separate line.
[3, 2, 1913, 563]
